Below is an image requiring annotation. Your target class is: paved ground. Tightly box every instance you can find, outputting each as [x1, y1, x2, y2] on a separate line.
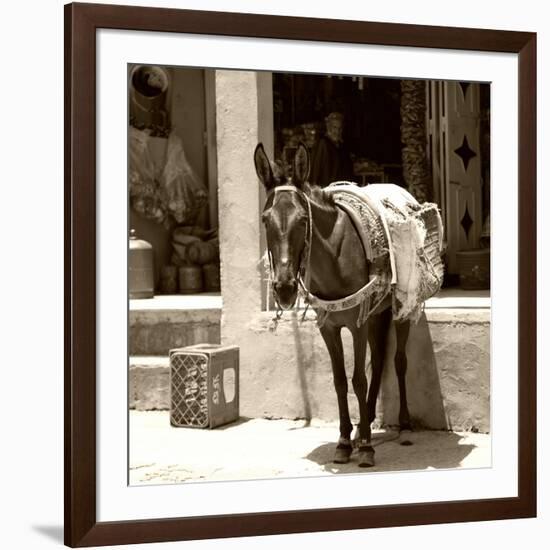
[129, 411, 491, 485]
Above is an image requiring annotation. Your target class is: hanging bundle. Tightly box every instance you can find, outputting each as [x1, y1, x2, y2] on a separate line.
[129, 128, 208, 227]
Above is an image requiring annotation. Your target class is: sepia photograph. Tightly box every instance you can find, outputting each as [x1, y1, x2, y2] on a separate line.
[127, 64, 491, 485]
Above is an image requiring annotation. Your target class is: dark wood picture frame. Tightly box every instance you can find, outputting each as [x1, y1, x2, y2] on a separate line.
[65, 2, 537, 547]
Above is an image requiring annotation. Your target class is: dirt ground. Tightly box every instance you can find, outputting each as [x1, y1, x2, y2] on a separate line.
[129, 411, 491, 485]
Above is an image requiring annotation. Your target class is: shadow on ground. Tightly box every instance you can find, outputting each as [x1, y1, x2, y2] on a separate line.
[305, 430, 477, 474]
[215, 416, 252, 430]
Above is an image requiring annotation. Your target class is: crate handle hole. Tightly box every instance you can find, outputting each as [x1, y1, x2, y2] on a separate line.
[223, 368, 236, 403]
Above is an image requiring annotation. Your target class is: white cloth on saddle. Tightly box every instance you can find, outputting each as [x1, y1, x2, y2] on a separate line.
[325, 182, 403, 284]
[325, 182, 444, 322]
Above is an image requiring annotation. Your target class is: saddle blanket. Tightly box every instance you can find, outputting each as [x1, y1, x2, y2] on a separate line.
[325, 182, 445, 322]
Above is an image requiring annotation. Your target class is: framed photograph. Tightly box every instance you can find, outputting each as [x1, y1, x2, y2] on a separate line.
[65, 2, 536, 547]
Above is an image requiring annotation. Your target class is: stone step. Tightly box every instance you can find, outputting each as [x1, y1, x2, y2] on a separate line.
[129, 356, 170, 411]
[130, 295, 221, 355]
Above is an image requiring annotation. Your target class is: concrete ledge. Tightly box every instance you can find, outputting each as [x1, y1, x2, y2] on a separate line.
[130, 297, 221, 355]
[128, 291, 488, 355]
[224, 307, 490, 433]
[424, 308, 490, 324]
[129, 356, 170, 410]
[128, 291, 490, 432]
[424, 289, 489, 309]
[130, 307, 490, 433]
[130, 293, 223, 311]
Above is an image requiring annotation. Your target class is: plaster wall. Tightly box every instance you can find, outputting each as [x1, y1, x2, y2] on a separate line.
[219, 308, 490, 432]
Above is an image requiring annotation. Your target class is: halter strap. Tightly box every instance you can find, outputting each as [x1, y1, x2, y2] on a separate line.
[267, 184, 387, 325]
[270, 185, 313, 294]
[272, 185, 303, 194]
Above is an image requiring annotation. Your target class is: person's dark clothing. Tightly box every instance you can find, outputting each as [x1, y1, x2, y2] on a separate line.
[310, 137, 354, 188]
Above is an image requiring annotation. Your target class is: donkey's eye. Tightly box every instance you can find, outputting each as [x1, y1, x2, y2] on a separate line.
[261, 210, 271, 224]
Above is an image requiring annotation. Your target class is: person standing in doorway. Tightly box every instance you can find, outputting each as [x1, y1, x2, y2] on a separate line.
[310, 112, 354, 188]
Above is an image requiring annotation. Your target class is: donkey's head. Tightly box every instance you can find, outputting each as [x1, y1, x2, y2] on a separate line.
[254, 143, 310, 309]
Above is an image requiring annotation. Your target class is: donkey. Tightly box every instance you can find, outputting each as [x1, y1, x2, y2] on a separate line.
[254, 143, 412, 467]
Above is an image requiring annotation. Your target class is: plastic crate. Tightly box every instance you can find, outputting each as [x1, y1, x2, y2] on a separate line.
[169, 344, 239, 429]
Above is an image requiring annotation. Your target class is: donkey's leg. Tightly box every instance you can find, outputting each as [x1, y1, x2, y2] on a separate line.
[351, 324, 375, 467]
[366, 308, 392, 426]
[394, 320, 412, 442]
[320, 325, 353, 464]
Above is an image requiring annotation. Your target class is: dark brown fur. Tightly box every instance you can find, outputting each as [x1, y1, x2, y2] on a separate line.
[254, 143, 411, 466]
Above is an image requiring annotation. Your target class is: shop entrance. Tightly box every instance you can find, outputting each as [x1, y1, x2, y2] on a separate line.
[271, 73, 490, 283]
[128, 66, 220, 297]
[273, 73, 404, 187]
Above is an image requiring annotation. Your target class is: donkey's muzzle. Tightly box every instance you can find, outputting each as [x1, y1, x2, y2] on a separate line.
[274, 280, 298, 309]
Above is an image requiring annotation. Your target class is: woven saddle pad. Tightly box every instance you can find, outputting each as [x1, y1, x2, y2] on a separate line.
[325, 182, 445, 321]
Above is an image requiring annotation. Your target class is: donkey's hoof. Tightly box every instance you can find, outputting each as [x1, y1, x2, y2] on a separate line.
[358, 446, 375, 468]
[399, 428, 414, 446]
[333, 444, 353, 464]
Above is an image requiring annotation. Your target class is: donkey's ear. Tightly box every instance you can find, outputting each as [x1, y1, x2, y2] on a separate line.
[254, 143, 275, 192]
[294, 142, 310, 187]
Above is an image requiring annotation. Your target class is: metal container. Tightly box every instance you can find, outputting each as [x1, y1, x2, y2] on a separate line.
[178, 265, 203, 294]
[187, 240, 218, 265]
[170, 344, 239, 429]
[160, 265, 178, 294]
[203, 263, 220, 292]
[129, 229, 154, 299]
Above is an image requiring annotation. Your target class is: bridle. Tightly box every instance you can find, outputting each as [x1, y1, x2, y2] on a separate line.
[265, 184, 388, 328]
[265, 185, 313, 320]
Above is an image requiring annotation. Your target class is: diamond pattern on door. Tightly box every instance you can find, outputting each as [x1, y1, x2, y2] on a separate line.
[436, 82, 482, 273]
[459, 81, 471, 99]
[454, 135, 477, 172]
[461, 203, 474, 239]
